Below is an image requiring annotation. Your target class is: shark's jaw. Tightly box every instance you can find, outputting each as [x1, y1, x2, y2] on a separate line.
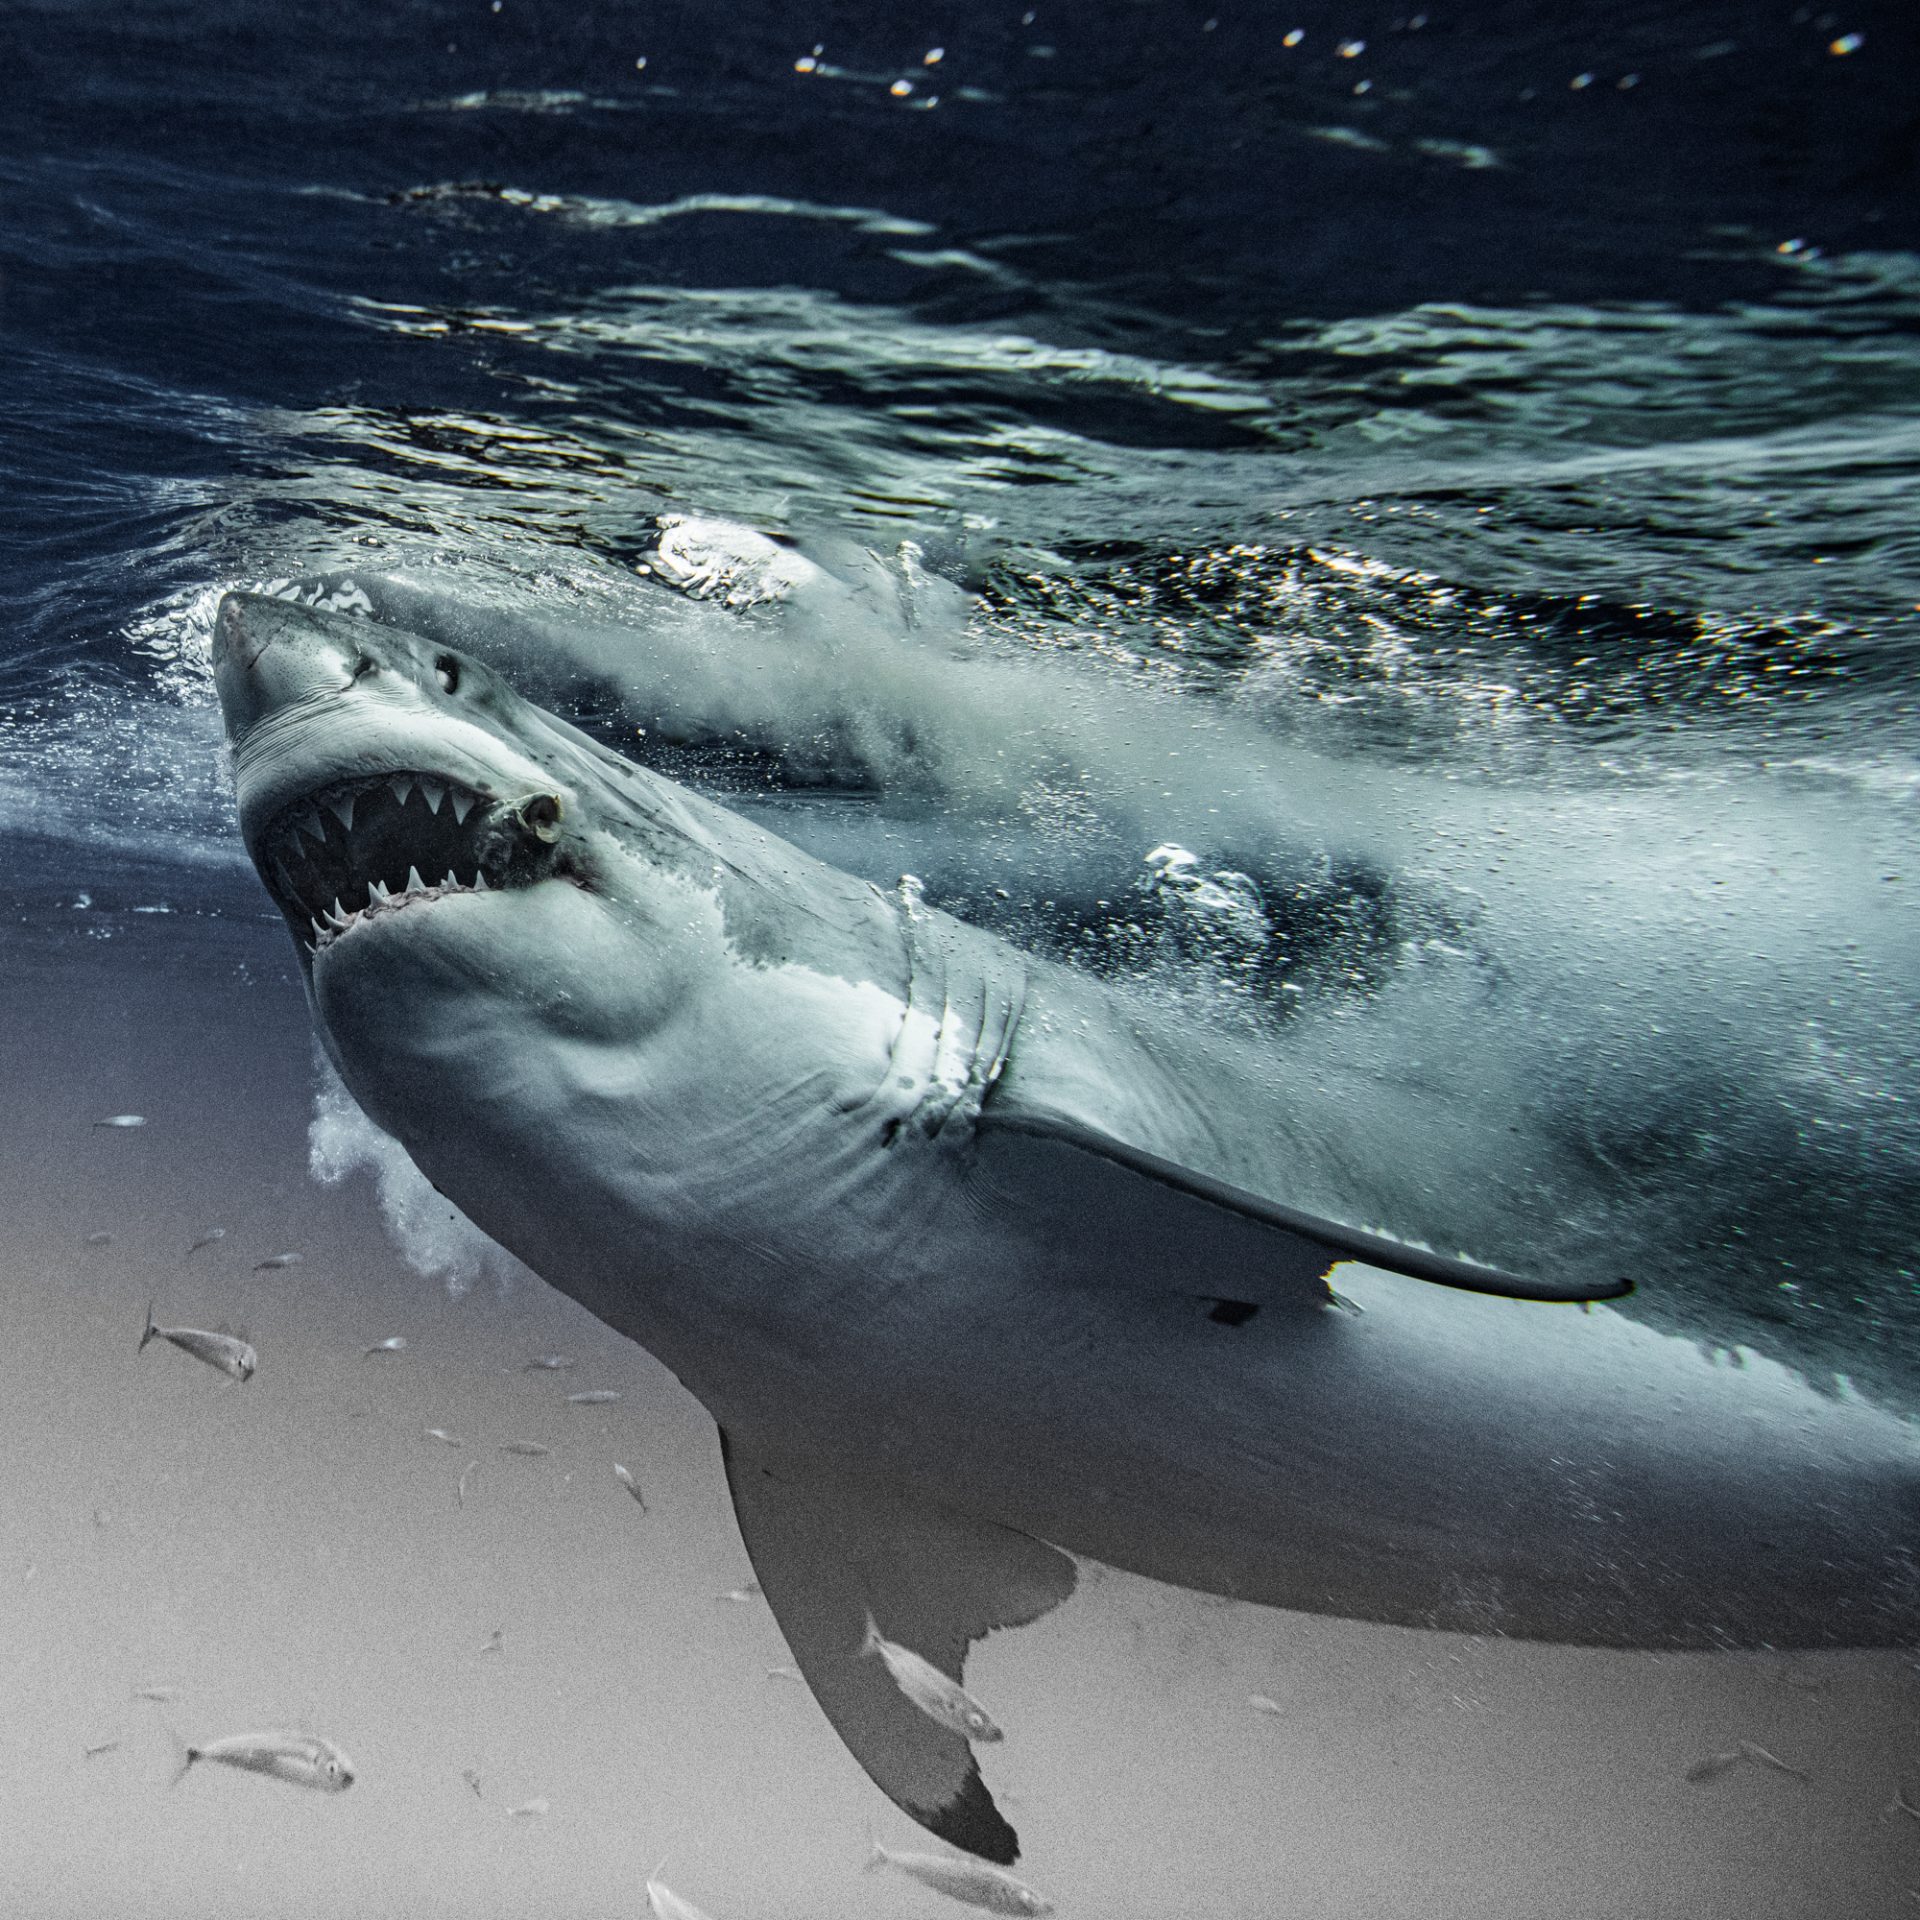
[209, 591, 605, 976]
[254, 768, 579, 959]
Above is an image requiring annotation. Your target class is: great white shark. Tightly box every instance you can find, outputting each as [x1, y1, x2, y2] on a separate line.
[212, 591, 1919, 1864]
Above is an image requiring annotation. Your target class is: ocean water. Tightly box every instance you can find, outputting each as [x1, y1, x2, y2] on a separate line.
[3, 4, 1918, 1916]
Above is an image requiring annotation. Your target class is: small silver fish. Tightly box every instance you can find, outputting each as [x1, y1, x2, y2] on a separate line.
[93, 1114, 146, 1130]
[253, 1252, 302, 1271]
[479, 1628, 504, 1655]
[509, 1795, 549, 1818]
[133, 1685, 179, 1703]
[1739, 1739, 1809, 1779]
[612, 1462, 647, 1509]
[866, 1841, 1051, 1915]
[567, 1389, 621, 1405]
[138, 1302, 256, 1382]
[83, 1740, 121, 1760]
[646, 1874, 717, 1920]
[1247, 1693, 1284, 1716]
[716, 1584, 760, 1605]
[766, 1664, 802, 1682]
[187, 1228, 227, 1255]
[1686, 1740, 1809, 1784]
[462, 1767, 483, 1798]
[175, 1729, 354, 1793]
[498, 1440, 551, 1457]
[458, 1460, 478, 1507]
[523, 1354, 575, 1371]
[1891, 1784, 1920, 1824]
[861, 1612, 1003, 1744]
[364, 1336, 408, 1356]
[423, 1427, 465, 1447]
[84, 1231, 114, 1246]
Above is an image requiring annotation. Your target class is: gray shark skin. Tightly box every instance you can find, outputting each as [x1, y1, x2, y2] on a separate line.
[211, 592, 1920, 1864]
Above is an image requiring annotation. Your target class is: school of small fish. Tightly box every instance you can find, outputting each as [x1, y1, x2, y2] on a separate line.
[102, 1192, 1867, 1918]
[100, 1186, 1072, 1913]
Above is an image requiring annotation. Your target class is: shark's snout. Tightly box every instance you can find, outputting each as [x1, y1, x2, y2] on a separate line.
[212, 593, 366, 744]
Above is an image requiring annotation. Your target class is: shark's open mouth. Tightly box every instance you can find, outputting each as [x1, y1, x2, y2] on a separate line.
[258, 771, 567, 955]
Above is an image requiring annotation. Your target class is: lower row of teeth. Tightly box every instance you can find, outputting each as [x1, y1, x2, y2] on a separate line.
[307, 868, 488, 946]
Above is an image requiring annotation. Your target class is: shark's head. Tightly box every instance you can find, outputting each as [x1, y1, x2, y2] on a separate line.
[210, 591, 907, 1210]
[211, 591, 722, 1135]
[214, 591, 590, 946]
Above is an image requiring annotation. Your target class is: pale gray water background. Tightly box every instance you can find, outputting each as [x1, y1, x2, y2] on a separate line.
[3, 1, 1920, 1912]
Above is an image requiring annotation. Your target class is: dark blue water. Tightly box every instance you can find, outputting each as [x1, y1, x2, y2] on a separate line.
[4, 5, 1919, 1913]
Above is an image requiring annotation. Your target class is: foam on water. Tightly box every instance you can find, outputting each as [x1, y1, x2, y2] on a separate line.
[307, 1046, 529, 1299]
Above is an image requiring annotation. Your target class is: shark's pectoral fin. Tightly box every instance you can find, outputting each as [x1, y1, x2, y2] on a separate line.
[974, 1110, 1631, 1306]
[719, 1431, 1076, 1865]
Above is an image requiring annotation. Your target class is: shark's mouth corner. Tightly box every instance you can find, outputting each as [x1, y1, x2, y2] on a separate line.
[257, 771, 578, 956]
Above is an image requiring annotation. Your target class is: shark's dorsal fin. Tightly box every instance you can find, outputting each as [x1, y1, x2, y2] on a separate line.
[719, 1432, 1076, 1865]
[972, 1110, 1631, 1307]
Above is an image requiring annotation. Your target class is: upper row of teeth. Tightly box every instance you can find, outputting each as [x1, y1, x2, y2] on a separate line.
[285, 776, 479, 847]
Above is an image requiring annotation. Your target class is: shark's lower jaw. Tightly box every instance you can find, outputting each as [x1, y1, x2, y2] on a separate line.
[306, 870, 483, 956]
[254, 769, 574, 955]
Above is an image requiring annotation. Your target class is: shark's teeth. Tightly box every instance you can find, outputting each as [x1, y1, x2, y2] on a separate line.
[271, 772, 515, 939]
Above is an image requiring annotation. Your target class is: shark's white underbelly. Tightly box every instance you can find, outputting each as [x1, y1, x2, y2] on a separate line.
[347, 882, 1916, 1656]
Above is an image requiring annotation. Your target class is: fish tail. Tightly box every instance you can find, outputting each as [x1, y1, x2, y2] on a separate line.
[864, 1839, 890, 1875]
[138, 1301, 158, 1352]
[859, 1609, 882, 1659]
[164, 1723, 197, 1789]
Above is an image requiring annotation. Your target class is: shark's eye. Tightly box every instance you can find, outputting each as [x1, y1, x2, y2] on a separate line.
[435, 656, 461, 695]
